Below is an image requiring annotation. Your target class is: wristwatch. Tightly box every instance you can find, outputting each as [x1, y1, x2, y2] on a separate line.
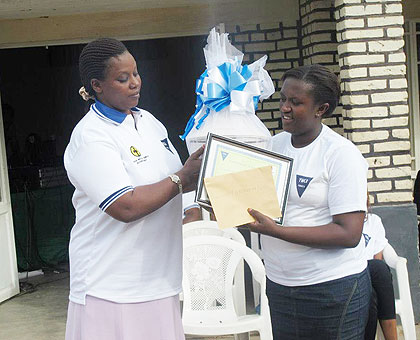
[169, 174, 183, 194]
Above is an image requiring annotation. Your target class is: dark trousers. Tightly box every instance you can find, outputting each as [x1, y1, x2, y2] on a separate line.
[364, 259, 396, 340]
[267, 268, 371, 340]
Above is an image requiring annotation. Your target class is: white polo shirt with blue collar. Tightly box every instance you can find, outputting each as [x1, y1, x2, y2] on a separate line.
[64, 101, 183, 305]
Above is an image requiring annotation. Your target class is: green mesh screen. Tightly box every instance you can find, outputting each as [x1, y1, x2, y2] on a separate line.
[11, 184, 75, 271]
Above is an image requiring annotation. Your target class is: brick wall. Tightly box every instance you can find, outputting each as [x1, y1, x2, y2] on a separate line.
[335, 0, 412, 204]
[300, 0, 344, 134]
[230, 0, 411, 205]
[230, 1, 345, 136]
[230, 22, 300, 136]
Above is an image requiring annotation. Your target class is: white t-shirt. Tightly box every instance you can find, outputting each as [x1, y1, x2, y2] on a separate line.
[361, 213, 388, 260]
[261, 124, 368, 286]
[64, 101, 183, 304]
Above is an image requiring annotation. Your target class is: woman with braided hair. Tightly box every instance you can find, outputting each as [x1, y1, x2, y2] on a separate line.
[64, 38, 203, 340]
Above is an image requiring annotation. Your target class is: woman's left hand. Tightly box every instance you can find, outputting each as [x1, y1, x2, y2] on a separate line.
[246, 208, 279, 237]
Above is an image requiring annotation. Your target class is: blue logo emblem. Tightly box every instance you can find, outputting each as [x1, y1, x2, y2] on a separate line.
[296, 175, 313, 197]
[221, 151, 229, 160]
[362, 233, 371, 247]
[161, 138, 173, 154]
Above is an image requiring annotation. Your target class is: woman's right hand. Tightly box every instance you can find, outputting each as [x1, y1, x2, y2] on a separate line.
[176, 146, 204, 192]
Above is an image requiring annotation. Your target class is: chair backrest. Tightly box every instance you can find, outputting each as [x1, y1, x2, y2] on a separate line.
[183, 222, 263, 309]
[378, 243, 416, 340]
[183, 220, 246, 245]
[182, 235, 269, 325]
[182, 220, 247, 316]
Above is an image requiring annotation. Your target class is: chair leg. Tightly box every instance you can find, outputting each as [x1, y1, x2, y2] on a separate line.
[234, 333, 250, 340]
[258, 327, 273, 340]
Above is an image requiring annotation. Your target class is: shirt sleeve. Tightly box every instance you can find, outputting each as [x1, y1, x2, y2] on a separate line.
[66, 141, 134, 211]
[327, 144, 368, 216]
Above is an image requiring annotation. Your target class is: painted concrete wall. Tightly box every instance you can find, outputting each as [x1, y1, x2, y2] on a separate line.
[0, 0, 298, 49]
[372, 204, 420, 323]
[402, 0, 420, 20]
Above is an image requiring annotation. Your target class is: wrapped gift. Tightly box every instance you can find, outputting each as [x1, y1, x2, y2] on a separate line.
[180, 27, 275, 154]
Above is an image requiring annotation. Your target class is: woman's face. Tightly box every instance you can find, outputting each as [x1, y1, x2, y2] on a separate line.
[92, 51, 141, 114]
[279, 77, 326, 146]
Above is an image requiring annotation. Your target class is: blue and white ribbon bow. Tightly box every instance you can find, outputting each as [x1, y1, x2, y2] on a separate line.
[180, 61, 262, 141]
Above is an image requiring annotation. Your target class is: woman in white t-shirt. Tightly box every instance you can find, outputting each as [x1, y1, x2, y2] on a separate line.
[246, 64, 370, 340]
[362, 211, 397, 340]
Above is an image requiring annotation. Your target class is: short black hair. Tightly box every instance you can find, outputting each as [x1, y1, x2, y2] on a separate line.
[281, 64, 340, 117]
[79, 38, 128, 96]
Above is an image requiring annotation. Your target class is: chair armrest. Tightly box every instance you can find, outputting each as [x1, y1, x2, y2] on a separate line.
[382, 243, 406, 269]
[381, 243, 416, 340]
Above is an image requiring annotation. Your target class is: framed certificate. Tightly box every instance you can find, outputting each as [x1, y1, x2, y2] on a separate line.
[195, 133, 293, 225]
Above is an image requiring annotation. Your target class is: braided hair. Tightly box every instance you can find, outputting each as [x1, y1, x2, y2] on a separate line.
[281, 64, 340, 118]
[79, 38, 128, 97]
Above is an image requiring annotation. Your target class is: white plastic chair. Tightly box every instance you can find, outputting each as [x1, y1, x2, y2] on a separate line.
[182, 235, 273, 340]
[182, 220, 248, 340]
[375, 243, 416, 340]
[249, 230, 262, 308]
[183, 220, 246, 246]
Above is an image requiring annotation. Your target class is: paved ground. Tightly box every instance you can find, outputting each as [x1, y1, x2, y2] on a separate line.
[0, 271, 69, 340]
[0, 271, 418, 339]
[0, 271, 259, 340]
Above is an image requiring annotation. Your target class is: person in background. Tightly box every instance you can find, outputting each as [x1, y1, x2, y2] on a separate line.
[412, 170, 420, 252]
[362, 196, 397, 340]
[413, 170, 420, 215]
[3, 103, 22, 168]
[24, 132, 42, 166]
[246, 64, 371, 340]
[64, 37, 203, 340]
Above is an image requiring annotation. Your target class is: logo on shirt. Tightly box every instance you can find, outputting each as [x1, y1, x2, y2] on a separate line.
[362, 233, 371, 247]
[130, 146, 141, 157]
[296, 175, 313, 197]
[161, 138, 174, 154]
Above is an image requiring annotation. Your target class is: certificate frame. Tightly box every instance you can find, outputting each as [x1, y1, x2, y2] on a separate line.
[195, 133, 293, 225]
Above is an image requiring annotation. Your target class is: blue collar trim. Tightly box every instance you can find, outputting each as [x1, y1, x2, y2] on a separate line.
[93, 100, 140, 125]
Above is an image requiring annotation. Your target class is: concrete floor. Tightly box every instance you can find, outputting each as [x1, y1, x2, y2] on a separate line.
[0, 271, 69, 340]
[0, 271, 418, 340]
[0, 271, 259, 340]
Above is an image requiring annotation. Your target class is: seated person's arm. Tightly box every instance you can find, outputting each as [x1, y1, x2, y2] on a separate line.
[373, 250, 384, 260]
[183, 207, 202, 224]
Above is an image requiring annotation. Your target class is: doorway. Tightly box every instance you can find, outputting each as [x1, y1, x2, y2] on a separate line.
[0, 34, 206, 275]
